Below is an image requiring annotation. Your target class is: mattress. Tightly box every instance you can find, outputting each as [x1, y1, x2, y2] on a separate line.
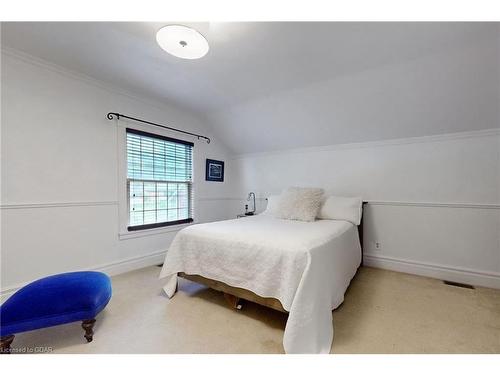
[159, 214, 361, 353]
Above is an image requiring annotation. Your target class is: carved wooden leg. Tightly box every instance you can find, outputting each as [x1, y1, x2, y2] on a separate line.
[0, 335, 14, 354]
[223, 293, 242, 310]
[81, 319, 96, 343]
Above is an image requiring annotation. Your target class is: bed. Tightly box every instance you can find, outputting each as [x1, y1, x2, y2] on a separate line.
[159, 201, 364, 354]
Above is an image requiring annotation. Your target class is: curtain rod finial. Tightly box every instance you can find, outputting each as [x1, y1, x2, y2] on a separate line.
[106, 112, 119, 120]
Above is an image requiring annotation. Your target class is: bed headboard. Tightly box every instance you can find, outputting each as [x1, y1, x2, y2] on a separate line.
[359, 201, 368, 265]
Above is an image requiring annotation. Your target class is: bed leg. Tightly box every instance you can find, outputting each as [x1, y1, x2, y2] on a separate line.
[223, 293, 242, 310]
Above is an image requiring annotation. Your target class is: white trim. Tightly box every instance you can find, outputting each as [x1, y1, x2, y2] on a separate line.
[0, 249, 167, 301]
[0, 201, 118, 210]
[96, 250, 166, 276]
[365, 201, 500, 210]
[196, 197, 249, 202]
[363, 253, 500, 289]
[1, 199, 497, 210]
[196, 198, 500, 208]
[231, 128, 500, 159]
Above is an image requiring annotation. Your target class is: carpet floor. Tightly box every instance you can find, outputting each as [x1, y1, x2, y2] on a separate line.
[9, 266, 500, 354]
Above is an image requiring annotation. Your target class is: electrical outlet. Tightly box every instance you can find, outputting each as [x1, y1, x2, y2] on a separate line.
[373, 241, 382, 251]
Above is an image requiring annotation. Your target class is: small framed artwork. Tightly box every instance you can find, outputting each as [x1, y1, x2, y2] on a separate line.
[205, 159, 225, 182]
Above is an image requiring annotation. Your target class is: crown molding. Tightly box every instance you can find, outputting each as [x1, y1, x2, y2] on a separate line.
[1, 46, 206, 122]
[1, 46, 231, 151]
[231, 128, 500, 160]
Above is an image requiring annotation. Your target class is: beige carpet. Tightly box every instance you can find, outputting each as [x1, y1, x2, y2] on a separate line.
[10, 266, 500, 354]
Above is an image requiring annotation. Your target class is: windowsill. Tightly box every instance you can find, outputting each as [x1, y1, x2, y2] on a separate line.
[118, 221, 194, 240]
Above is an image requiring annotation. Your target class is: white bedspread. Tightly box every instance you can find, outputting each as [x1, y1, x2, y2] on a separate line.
[159, 215, 361, 354]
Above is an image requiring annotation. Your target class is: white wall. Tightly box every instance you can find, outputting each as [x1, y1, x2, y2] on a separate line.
[218, 35, 500, 289]
[230, 131, 500, 288]
[2, 35, 500, 300]
[0, 49, 236, 295]
[208, 36, 499, 154]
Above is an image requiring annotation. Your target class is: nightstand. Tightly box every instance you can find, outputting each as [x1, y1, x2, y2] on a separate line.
[237, 213, 254, 218]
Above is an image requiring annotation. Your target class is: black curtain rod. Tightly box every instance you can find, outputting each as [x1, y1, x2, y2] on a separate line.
[106, 112, 211, 144]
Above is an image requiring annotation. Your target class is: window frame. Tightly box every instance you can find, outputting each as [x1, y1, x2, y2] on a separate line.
[121, 127, 194, 234]
[126, 179, 193, 231]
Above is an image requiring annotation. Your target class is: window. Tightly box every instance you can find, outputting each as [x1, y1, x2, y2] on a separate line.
[126, 128, 193, 231]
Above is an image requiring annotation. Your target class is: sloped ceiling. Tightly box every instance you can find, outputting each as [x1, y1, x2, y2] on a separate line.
[2, 22, 499, 154]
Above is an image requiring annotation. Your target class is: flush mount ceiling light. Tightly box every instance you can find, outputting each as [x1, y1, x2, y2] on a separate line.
[156, 25, 209, 60]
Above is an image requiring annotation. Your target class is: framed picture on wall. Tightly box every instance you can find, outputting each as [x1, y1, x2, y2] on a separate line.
[205, 159, 224, 182]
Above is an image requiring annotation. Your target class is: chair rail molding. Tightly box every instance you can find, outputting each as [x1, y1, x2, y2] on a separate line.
[365, 201, 500, 209]
[0, 201, 119, 210]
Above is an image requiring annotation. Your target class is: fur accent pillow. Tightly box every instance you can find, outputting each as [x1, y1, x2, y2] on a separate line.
[275, 187, 324, 222]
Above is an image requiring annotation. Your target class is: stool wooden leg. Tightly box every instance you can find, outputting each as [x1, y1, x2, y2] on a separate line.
[0, 335, 14, 354]
[81, 319, 96, 343]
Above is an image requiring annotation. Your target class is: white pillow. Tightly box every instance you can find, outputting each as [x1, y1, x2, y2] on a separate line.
[274, 187, 324, 222]
[262, 195, 281, 215]
[317, 195, 363, 225]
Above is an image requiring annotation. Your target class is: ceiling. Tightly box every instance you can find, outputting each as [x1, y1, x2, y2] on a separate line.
[2, 22, 499, 153]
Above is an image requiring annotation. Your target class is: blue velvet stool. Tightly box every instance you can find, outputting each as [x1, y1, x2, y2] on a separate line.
[0, 271, 112, 353]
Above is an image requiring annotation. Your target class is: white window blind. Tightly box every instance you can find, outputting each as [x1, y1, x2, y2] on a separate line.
[126, 128, 193, 230]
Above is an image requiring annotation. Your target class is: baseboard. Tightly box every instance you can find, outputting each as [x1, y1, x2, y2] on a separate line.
[96, 250, 166, 277]
[364, 253, 500, 289]
[0, 250, 167, 302]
